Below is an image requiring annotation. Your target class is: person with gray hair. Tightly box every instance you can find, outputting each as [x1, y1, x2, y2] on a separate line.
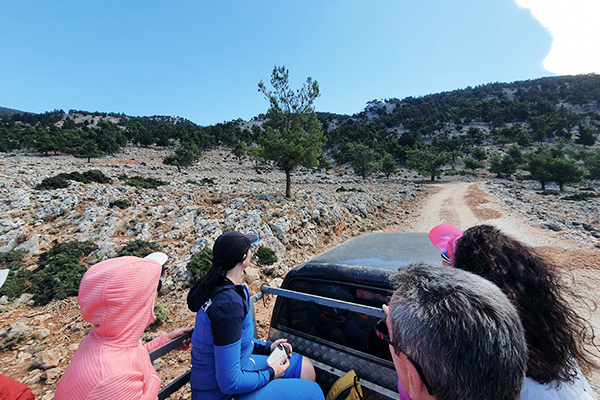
[377, 263, 528, 400]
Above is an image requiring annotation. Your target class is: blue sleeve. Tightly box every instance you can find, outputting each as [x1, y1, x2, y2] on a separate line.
[214, 340, 273, 394]
[252, 338, 273, 355]
[209, 299, 244, 346]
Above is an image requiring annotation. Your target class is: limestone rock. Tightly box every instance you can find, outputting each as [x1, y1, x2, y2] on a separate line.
[3, 320, 33, 342]
[14, 234, 40, 254]
[194, 218, 222, 239]
[269, 216, 290, 244]
[0, 218, 25, 235]
[173, 211, 196, 231]
[189, 237, 211, 254]
[42, 367, 62, 383]
[12, 293, 34, 308]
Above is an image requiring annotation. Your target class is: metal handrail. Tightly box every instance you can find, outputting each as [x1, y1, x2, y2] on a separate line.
[260, 285, 385, 318]
[148, 330, 193, 399]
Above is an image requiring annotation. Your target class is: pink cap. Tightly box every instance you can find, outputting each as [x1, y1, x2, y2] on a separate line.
[429, 224, 463, 263]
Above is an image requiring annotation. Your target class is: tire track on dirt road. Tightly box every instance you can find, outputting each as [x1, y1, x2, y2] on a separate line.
[411, 182, 479, 232]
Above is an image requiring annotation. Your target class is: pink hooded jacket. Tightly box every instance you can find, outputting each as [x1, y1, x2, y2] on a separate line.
[54, 257, 170, 400]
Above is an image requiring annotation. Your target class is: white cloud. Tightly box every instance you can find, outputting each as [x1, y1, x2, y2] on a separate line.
[515, 0, 600, 75]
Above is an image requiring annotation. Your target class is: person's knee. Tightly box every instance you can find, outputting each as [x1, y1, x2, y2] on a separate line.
[304, 380, 324, 400]
[288, 380, 323, 400]
[300, 356, 316, 382]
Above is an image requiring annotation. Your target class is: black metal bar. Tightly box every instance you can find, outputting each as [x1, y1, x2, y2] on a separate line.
[249, 292, 264, 338]
[260, 286, 385, 318]
[158, 370, 191, 400]
[149, 330, 193, 363]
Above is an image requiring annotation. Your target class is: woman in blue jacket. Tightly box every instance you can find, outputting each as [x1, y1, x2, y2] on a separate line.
[187, 231, 324, 400]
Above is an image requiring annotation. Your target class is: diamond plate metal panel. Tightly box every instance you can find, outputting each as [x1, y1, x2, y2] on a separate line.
[270, 329, 398, 392]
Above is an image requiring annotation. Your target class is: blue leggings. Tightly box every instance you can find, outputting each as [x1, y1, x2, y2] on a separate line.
[235, 378, 323, 400]
[191, 354, 324, 400]
[234, 354, 323, 400]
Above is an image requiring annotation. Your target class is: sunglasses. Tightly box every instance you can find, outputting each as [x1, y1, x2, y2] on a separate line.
[441, 251, 451, 264]
[374, 317, 433, 396]
[157, 264, 167, 293]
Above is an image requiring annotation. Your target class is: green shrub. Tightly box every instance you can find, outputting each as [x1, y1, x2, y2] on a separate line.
[83, 170, 112, 184]
[34, 170, 112, 190]
[444, 169, 478, 177]
[56, 172, 90, 184]
[255, 246, 277, 266]
[0, 241, 97, 305]
[540, 190, 560, 196]
[32, 241, 97, 305]
[336, 186, 364, 193]
[109, 199, 131, 209]
[562, 192, 600, 201]
[248, 178, 267, 184]
[117, 240, 162, 258]
[0, 250, 28, 300]
[200, 177, 216, 186]
[34, 176, 70, 190]
[187, 247, 213, 285]
[0, 249, 26, 270]
[147, 303, 168, 330]
[125, 176, 168, 189]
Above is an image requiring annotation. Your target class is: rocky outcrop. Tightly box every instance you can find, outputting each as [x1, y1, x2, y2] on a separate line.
[486, 180, 600, 245]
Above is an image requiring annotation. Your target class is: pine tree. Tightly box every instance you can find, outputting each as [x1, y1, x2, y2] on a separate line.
[256, 66, 324, 198]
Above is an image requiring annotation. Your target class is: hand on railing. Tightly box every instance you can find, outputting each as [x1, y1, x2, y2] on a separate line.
[149, 328, 194, 362]
[168, 327, 193, 350]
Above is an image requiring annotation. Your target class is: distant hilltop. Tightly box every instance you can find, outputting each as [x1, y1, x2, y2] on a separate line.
[0, 106, 32, 116]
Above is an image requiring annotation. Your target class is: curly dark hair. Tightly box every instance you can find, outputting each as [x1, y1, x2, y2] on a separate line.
[453, 224, 598, 384]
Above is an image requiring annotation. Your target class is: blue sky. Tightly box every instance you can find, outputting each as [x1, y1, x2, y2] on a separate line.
[0, 0, 598, 126]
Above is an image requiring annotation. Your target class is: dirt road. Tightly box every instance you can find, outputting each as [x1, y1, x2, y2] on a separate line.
[411, 181, 569, 247]
[408, 181, 600, 393]
[412, 182, 479, 231]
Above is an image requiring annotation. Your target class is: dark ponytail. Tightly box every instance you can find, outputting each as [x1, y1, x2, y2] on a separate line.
[199, 260, 235, 295]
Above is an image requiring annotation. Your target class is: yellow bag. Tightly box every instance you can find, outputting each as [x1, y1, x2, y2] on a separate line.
[325, 370, 364, 400]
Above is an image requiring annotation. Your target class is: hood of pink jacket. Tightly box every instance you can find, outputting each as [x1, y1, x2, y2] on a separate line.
[79, 256, 161, 347]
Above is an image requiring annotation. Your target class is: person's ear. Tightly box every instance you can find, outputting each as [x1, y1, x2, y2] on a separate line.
[403, 356, 429, 399]
[241, 251, 250, 266]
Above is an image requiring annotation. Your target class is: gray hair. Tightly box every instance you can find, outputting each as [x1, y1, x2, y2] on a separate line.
[389, 263, 527, 400]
